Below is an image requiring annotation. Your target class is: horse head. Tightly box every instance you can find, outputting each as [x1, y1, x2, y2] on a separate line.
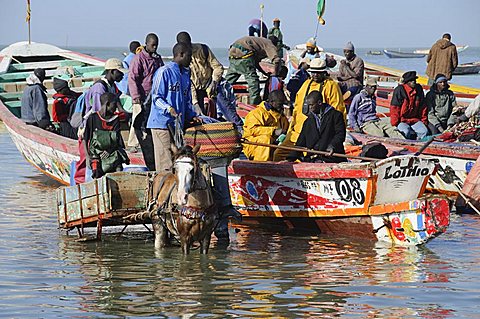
[173, 144, 201, 206]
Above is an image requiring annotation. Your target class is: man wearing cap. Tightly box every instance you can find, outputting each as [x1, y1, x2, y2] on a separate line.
[273, 58, 345, 161]
[426, 33, 458, 85]
[349, 78, 405, 138]
[268, 18, 290, 58]
[21, 68, 52, 130]
[225, 35, 281, 105]
[243, 90, 289, 161]
[84, 58, 125, 115]
[331, 41, 364, 101]
[128, 33, 164, 170]
[390, 71, 428, 140]
[300, 38, 321, 60]
[52, 77, 81, 139]
[425, 74, 457, 134]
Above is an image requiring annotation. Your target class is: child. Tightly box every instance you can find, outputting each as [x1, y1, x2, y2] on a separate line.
[83, 92, 129, 179]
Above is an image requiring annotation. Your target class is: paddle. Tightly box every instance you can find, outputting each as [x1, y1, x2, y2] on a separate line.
[414, 137, 434, 156]
[241, 139, 380, 162]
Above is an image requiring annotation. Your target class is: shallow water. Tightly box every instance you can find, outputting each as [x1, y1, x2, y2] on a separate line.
[1, 122, 480, 318]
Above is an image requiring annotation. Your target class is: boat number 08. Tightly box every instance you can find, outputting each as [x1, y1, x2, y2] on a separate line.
[335, 179, 365, 205]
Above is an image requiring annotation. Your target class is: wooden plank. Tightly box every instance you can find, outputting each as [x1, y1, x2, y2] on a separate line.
[9, 60, 85, 71]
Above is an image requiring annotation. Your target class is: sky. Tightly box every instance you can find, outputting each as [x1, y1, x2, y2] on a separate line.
[1, 0, 479, 49]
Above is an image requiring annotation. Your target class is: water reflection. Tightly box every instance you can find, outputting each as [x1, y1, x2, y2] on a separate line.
[1, 123, 479, 318]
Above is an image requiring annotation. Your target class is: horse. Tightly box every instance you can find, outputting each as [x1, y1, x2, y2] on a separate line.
[149, 145, 218, 254]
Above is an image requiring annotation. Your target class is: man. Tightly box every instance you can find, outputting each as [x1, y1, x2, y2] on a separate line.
[248, 18, 268, 38]
[273, 58, 345, 161]
[288, 91, 346, 163]
[426, 33, 458, 84]
[242, 90, 289, 161]
[147, 42, 200, 172]
[83, 92, 129, 180]
[300, 38, 321, 60]
[117, 40, 141, 95]
[21, 68, 51, 130]
[286, 57, 310, 108]
[348, 77, 404, 138]
[225, 35, 281, 105]
[84, 58, 125, 114]
[128, 33, 164, 170]
[52, 77, 81, 139]
[176, 31, 224, 115]
[74, 58, 126, 184]
[267, 18, 290, 58]
[426, 74, 457, 134]
[390, 71, 428, 140]
[263, 65, 288, 101]
[331, 41, 364, 101]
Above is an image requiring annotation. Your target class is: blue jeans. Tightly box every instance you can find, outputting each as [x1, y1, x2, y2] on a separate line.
[397, 121, 428, 140]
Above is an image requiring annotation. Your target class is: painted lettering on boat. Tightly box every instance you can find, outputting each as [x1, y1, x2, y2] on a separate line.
[383, 165, 430, 180]
[335, 179, 365, 205]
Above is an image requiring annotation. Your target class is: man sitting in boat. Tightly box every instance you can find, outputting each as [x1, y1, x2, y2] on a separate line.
[330, 42, 364, 102]
[273, 58, 345, 161]
[390, 71, 428, 140]
[425, 74, 457, 134]
[300, 38, 321, 60]
[287, 91, 346, 163]
[286, 57, 310, 113]
[21, 68, 54, 131]
[243, 90, 289, 161]
[225, 35, 281, 105]
[348, 78, 405, 139]
[52, 77, 81, 139]
[263, 65, 288, 101]
[83, 92, 129, 180]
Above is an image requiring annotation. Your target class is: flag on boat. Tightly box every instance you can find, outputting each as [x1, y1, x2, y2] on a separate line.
[26, 0, 31, 22]
[317, 0, 326, 25]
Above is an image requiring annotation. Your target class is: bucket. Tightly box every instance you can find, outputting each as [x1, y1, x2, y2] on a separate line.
[123, 164, 149, 172]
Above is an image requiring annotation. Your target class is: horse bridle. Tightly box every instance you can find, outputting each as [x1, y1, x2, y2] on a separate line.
[172, 155, 199, 192]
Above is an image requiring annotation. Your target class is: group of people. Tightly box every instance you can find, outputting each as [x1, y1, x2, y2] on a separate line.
[20, 22, 477, 174]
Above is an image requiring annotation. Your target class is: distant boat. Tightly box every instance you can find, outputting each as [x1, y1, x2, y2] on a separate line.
[366, 50, 382, 56]
[413, 45, 469, 55]
[383, 49, 426, 58]
[453, 61, 480, 75]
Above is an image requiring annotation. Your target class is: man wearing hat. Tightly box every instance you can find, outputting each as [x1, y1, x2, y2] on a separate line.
[300, 38, 321, 60]
[84, 58, 126, 115]
[425, 74, 457, 134]
[268, 18, 290, 58]
[331, 41, 364, 101]
[273, 58, 345, 161]
[52, 77, 81, 139]
[21, 68, 51, 129]
[390, 71, 428, 140]
[349, 77, 404, 138]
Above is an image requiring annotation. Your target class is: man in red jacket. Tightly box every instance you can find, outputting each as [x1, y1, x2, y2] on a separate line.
[390, 71, 428, 140]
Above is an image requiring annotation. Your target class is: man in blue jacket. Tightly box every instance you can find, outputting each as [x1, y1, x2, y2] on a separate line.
[148, 42, 200, 172]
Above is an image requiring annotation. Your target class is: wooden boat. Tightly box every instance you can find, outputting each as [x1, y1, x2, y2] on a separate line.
[383, 49, 426, 59]
[413, 45, 469, 55]
[228, 156, 450, 245]
[453, 62, 480, 75]
[0, 42, 145, 184]
[351, 133, 480, 197]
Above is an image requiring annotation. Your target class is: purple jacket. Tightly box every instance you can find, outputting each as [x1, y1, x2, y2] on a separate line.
[128, 49, 164, 102]
[348, 89, 379, 129]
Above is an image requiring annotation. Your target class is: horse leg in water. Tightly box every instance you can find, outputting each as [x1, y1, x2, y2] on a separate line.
[200, 231, 213, 254]
[180, 234, 193, 254]
[152, 214, 168, 249]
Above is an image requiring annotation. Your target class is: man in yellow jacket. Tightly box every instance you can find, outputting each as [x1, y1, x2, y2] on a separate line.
[243, 90, 289, 161]
[273, 58, 345, 161]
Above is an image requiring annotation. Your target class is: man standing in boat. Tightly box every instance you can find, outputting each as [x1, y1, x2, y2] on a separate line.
[147, 42, 200, 172]
[390, 71, 428, 140]
[267, 18, 290, 58]
[426, 33, 458, 85]
[225, 35, 281, 105]
[128, 33, 164, 171]
[273, 58, 345, 161]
